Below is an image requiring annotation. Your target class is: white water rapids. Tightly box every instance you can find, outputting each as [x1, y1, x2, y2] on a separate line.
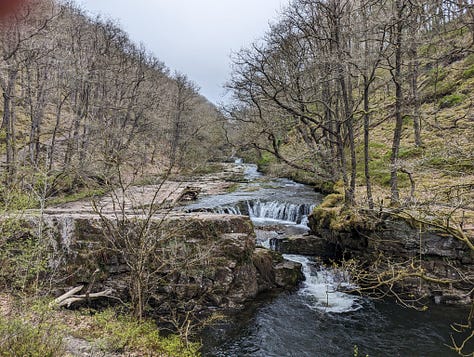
[187, 161, 361, 314]
[284, 255, 362, 314]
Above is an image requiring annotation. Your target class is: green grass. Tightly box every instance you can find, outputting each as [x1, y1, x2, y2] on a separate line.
[462, 64, 474, 78]
[427, 67, 448, 84]
[424, 156, 474, 174]
[84, 309, 201, 356]
[398, 146, 424, 159]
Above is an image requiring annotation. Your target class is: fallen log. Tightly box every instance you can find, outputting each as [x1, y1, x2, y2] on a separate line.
[53, 286, 115, 308]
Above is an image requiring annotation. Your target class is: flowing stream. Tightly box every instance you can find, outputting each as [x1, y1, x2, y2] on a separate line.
[187, 162, 468, 356]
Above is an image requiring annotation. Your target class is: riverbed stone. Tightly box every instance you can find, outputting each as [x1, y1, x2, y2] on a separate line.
[274, 260, 304, 288]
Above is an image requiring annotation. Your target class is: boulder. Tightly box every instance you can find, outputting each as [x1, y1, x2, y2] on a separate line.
[252, 247, 303, 293]
[270, 234, 327, 255]
[274, 260, 304, 288]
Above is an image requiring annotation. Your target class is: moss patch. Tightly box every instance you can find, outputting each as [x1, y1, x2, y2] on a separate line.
[439, 93, 466, 108]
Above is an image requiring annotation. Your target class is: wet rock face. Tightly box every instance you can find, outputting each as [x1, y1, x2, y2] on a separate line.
[252, 248, 303, 293]
[18, 212, 302, 311]
[307, 210, 474, 305]
[270, 235, 327, 256]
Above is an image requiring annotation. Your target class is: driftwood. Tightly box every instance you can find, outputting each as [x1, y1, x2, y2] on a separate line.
[176, 186, 201, 203]
[53, 285, 115, 308]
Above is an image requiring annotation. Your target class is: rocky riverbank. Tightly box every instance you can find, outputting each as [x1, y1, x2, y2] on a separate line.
[271, 199, 473, 305]
[38, 212, 301, 309]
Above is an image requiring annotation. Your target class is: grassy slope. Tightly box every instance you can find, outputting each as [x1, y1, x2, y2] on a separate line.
[356, 31, 474, 226]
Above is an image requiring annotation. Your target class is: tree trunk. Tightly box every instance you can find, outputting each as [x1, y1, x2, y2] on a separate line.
[363, 80, 374, 209]
[2, 69, 19, 184]
[339, 72, 356, 206]
[410, 46, 422, 147]
[390, 0, 404, 206]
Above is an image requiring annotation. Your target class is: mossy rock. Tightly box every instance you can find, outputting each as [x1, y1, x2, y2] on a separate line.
[319, 193, 344, 208]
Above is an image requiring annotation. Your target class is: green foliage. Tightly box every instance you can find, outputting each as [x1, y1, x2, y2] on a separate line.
[0, 185, 37, 211]
[439, 93, 466, 108]
[0, 307, 64, 356]
[0, 218, 49, 292]
[89, 309, 201, 356]
[257, 152, 275, 171]
[402, 115, 412, 126]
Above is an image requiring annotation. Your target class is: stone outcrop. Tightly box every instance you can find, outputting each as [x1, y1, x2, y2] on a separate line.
[270, 234, 327, 256]
[14, 212, 301, 311]
[307, 208, 474, 305]
[252, 248, 303, 293]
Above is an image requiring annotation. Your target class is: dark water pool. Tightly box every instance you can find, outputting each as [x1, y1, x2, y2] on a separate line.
[201, 292, 469, 357]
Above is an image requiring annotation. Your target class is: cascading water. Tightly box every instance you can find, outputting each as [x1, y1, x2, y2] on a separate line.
[283, 254, 362, 313]
[247, 200, 315, 225]
[204, 200, 315, 228]
[212, 206, 242, 215]
[190, 161, 465, 357]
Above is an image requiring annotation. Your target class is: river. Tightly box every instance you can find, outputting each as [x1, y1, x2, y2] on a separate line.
[187, 162, 468, 356]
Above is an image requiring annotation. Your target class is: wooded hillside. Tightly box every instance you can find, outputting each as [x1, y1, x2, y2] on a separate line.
[228, 0, 474, 223]
[0, 0, 226, 208]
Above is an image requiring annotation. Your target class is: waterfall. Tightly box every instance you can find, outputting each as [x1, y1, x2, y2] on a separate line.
[247, 200, 315, 225]
[213, 206, 242, 215]
[204, 200, 314, 226]
[284, 254, 362, 313]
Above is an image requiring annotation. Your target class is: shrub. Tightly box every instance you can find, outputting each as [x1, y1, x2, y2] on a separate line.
[0, 314, 64, 356]
[257, 152, 274, 170]
[0, 218, 50, 292]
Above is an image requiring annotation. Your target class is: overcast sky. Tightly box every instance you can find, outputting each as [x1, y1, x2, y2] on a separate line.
[77, 0, 287, 104]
